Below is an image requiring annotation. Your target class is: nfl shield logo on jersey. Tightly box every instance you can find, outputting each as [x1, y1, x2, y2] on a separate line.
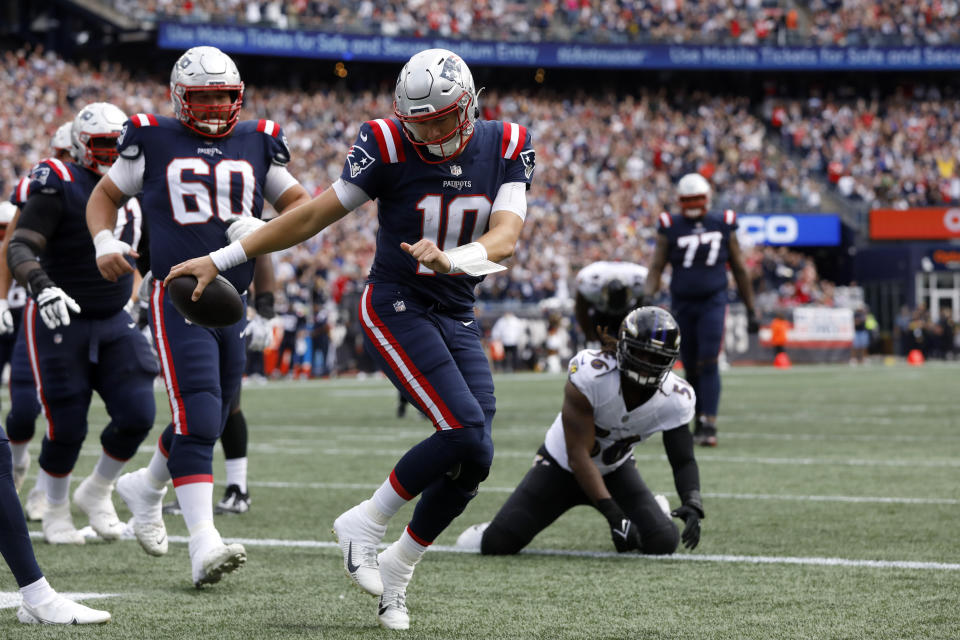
[450, 164, 462, 176]
[393, 299, 406, 313]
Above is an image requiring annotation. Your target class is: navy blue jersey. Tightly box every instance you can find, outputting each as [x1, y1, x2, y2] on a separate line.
[340, 118, 535, 310]
[24, 158, 140, 317]
[658, 209, 738, 300]
[114, 114, 291, 292]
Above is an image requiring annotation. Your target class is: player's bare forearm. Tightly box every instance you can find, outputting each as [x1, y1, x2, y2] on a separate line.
[475, 210, 524, 263]
[241, 187, 349, 258]
[731, 262, 756, 314]
[0, 208, 21, 299]
[86, 177, 124, 237]
[561, 381, 611, 504]
[644, 236, 669, 298]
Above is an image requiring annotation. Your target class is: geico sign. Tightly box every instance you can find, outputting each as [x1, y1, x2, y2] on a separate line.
[739, 215, 799, 245]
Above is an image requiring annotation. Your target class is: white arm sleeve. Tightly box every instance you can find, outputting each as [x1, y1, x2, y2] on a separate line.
[491, 181, 527, 221]
[106, 154, 145, 196]
[332, 178, 372, 212]
[264, 164, 300, 205]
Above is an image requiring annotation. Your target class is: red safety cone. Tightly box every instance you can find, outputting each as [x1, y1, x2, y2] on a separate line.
[773, 352, 792, 369]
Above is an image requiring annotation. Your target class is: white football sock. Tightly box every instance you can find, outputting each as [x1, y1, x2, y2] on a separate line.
[396, 527, 429, 565]
[20, 577, 57, 607]
[43, 471, 70, 505]
[175, 481, 215, 534]
[146, 448, 171, 489]
[10, 442, 29, 468]
[224, 457, 247, 493]
[93, 450, 126, 483]
[371, 473, 410, 521]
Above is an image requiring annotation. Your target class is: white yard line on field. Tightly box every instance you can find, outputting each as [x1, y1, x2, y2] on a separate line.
[28, 531, 955, 572]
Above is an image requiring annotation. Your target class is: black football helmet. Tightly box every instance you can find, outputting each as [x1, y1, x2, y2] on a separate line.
[617, 306, 681, 388]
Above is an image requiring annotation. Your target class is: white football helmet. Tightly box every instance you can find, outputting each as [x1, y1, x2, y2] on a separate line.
[52, 122, 73, 153]
[394, 48, 478, 163]
[170, 46, 244, 137]
[0, 201, 16, 225]
[677, 173, 711, 218]
[72, 102, 127, 175]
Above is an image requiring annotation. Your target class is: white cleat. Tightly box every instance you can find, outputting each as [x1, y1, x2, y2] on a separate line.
[116, 469, 168, 556]
[376, 543, 414, 631]
[24, 486, 48, 521]
[455, 522, 489, 552]
[332, 500, 387, 597]
[73, 475, 124, 541]
[17, 595, 111, 625]
[13, 451, 29, 493]
[191, 542, 247, 589]
[42, 502, 85, 545]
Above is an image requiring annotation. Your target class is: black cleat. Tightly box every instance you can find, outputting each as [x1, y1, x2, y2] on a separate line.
[215, 484, 250, 514]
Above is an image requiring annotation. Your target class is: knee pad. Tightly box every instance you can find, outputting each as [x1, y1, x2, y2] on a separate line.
[643, 522, 681, 555]
[479, 520, 523, 556]
[446, 459, 491, 496]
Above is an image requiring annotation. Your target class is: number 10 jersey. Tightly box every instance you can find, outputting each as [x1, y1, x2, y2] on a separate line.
[340, 117, 535, 311]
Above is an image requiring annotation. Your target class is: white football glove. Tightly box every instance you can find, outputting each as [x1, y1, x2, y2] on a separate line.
[241, 314, 273, 352]
[92, 229, 133, 259]
[36, 287, 81, 330]
[0, 299, 13, 335]
[225, 216, 266, 244]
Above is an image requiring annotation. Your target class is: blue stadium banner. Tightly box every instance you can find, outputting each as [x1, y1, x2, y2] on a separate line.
[738, 214, 841, 246]
[158, 23, 960, 70]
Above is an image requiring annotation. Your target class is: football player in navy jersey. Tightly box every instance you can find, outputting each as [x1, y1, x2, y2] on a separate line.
[86, 46, 310, 588]
[164, 48, 534, 629]
[643, 173, 759, 447]
[6, 102, 157, 547]
[456, 307, 704, 556]
[1, 123, 72, 518]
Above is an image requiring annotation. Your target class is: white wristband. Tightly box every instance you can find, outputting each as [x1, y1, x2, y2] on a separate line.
[209, 241, 248, 272]
[442, 242, 507, 277]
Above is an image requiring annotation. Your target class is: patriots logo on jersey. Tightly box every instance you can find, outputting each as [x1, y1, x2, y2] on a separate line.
[347, 144, 376, 178]
[118, 123, 128, 146]
[31, 166, 50, 185]
[519, 149, 536, 179]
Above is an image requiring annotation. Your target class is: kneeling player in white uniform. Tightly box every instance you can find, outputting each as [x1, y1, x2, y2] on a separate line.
[458, 306, 705, 555]
[574, 260, 648, 347]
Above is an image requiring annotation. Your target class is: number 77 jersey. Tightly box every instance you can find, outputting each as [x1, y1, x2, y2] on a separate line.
[658, 209, 738, 300]
[340, 118, 534, 310]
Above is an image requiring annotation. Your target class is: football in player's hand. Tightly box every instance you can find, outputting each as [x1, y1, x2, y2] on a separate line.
[166, 274, 243, 328]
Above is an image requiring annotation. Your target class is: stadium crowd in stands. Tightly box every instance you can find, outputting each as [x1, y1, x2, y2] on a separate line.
[98, 0, 960, 46]
[2, 44, 934, 373]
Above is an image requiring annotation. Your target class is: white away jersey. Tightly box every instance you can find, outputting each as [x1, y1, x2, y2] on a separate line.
[575, 261, 648, 312]
[543, 349, 695, 475]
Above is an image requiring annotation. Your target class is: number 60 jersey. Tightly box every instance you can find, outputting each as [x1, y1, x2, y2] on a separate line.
[340, 118, 534, 310]
[543, 350, 696, 475]
[109, 114, 297, 293]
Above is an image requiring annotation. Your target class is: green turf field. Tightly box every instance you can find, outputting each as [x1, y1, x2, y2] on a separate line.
[3, 362, 958, 639]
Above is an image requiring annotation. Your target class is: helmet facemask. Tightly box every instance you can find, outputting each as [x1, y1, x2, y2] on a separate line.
[677, 173, 711, 219]
[616, 307, 681, 389]
[173, 85, 243, 137]
[78, 133, 120, 175]
[394, 49, 478, 164]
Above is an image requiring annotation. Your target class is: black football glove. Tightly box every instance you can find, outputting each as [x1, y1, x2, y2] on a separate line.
[747, 313, 760, 335]
[671, 502, 704, 550]
[597, 498, 642, 553]
[254, 291, 276, 320]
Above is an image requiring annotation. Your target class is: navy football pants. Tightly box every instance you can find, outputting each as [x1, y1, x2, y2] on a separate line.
[360, 283, 495, 543]
[150, 282, 246, 485]
[0, 425, 43, 587]
[672, 291, 727, 417]
[4, 311, 41, 444]
[25, 301, 158, 477]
